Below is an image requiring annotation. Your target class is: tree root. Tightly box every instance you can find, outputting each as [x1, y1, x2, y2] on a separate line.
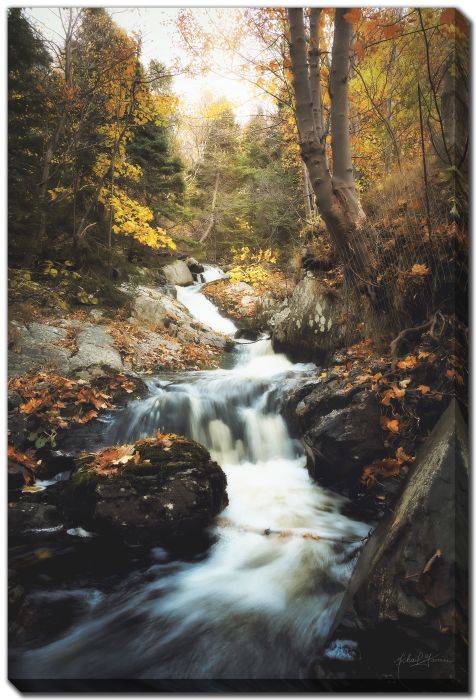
[390, 311, 444, 368]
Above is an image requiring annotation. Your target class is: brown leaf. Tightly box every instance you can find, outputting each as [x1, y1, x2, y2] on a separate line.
[397, 355, 418, 370]
[381, 416, 399, 433]
[362, 457, 401, 486]
[395, 446, 414, 464]
[446, 369, 464, 385]
[410, 263, 429, 277]
[380, 384, 406, 406]
[76, 409, 98, 424]
[19, 397, 45, 414]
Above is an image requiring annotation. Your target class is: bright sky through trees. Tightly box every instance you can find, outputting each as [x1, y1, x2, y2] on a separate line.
[27, 7, 270, 124]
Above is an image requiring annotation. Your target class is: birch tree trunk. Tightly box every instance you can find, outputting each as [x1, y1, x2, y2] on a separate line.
[288, 8, 375, 288]
[308, 9, 325, 142]
[302, 161, 312, 219]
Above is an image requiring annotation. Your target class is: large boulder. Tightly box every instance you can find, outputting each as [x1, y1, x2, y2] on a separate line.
[162, 259, 194, 286]
[326, 400, 468, 683]
[283, 377, 352, 436]
[69, 324, 123, 374]
[132, 286, 177, 328]
[131, 285, 226, 349]
[62, 437, 228, 551]
[8, 322, 71, 378]
[285, 381, 385, 497]
[254, 291, 285, 331]
[272, 273, 347, 363]
[8, 320, 124, 379]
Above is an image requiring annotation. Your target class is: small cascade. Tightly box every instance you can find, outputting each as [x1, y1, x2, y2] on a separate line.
[175, 264, 237, 335]
[18, 264, 369, 681]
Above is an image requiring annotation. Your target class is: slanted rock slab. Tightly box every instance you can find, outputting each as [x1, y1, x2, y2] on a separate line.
[326, 400, 468, 682]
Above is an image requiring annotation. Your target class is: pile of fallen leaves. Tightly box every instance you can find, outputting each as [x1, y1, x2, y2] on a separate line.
[8, 371, 138, 435]
[79, 431, 184, 478]
[107, 318, 221, 372]
[7, 444, 39, 483]
[328, 313, 466, 490]
[203, 280, 257, 320]
[136, 339, 222, 372]
[204, 274, 291, 321]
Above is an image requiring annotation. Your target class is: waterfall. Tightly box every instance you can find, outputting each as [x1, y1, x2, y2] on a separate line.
[175, 265, 237, 335]
[17, 266, 370, 681]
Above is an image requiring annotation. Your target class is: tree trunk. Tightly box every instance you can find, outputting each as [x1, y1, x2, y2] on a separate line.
[308, 9, 325, 142]
[302, 161, 312, 219]
[288, 7, 375, 287]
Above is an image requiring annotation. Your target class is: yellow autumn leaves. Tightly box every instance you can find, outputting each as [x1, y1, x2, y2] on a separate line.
[101, 189, 176, 251]
[228, 245, 278, 286]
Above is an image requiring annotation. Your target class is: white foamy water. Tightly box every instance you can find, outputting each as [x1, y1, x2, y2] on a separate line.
[175, 265, 237, 335]
[18, 266, 369, 680]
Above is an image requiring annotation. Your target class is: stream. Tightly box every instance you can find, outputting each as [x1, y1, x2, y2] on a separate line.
[16, 266, 370, 680]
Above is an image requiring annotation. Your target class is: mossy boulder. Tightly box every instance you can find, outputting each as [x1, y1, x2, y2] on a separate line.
[62, 436, 228, 551]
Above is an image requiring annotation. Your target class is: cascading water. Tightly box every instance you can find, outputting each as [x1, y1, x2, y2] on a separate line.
[17, 265, 369, 680]
[175, 264, 237, 335]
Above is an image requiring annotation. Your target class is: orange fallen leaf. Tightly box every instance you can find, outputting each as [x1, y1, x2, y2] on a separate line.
[395, 446, 414, 464]
[381, 416, 399, 433]
[19, 398, 45, 414]
[76, 409, 98, 424]
[380, 384, 405, 406]
[417, 385, 431, 394]
[397, 355, 418, 370]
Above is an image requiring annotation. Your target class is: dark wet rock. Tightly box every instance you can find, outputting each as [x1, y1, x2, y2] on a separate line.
[8, 575, 26, 616]
[185, 257, 204, 274]
[8, 391, 22, 411]
[34, 451, 76, 481]
[326, 400, 468, 683]
[9, 500, 62, 533]
[281, 380, 386, 515]
[8, 412, 30, 447]
[8, 460, 35, 492]
[62, 438, 228, 551]
[282, 378, 351, 436]
[303, 390, 384, 490]
[234, 328, 261, 341]
[10, 589, 82, 648]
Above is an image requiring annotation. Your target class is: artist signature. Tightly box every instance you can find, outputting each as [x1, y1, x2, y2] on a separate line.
[394, 651, 453, 678]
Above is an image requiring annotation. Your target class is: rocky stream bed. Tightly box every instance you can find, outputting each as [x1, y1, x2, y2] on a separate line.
[8, 261, 467, 689]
